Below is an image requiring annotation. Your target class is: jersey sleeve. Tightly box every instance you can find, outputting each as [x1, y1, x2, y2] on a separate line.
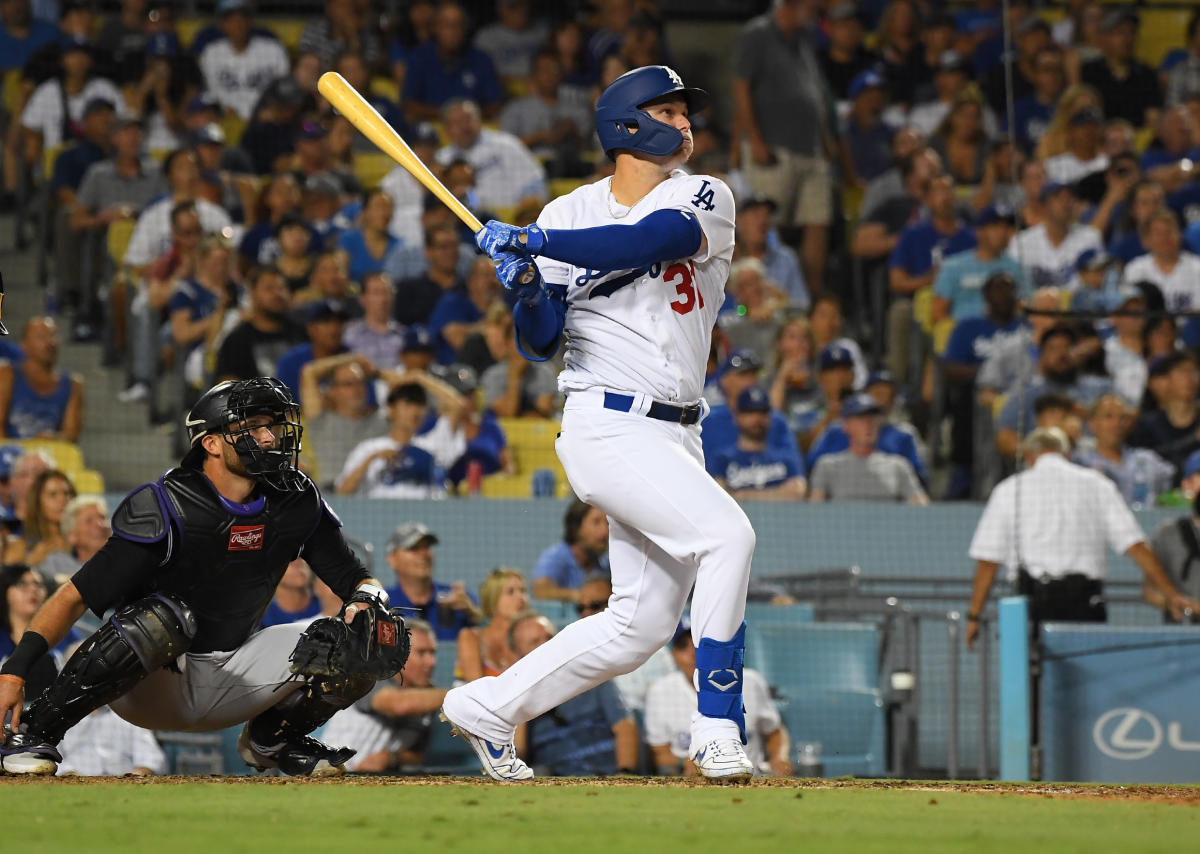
[968, 479, 1014, 563]
[1099, 477, 1146, 555]
[663, 174, 735, 265]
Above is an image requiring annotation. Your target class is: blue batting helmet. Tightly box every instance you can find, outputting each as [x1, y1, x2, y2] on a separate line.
[595, 65, 709, 160]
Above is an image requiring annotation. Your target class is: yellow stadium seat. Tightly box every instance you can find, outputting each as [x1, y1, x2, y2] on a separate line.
[72, 469, 105, 494]
[107, 219, 136, 266]
[370, 77, 401, 103]
[353, 151, 394, 191]
[549, 177, 587, 199]
[266, 18, 306, 54]
[1134, 127, 1155, 155]
[913, 286, 933, 334]
[42, 144, 63, 177]
[148, 148, 171, 163]
[2, 69, 22, 115]
[992, 393, 1008, 421]
[18, 439, 84, 474]
[176, 17, 204, 52]
[842, 184, 864, 224]
[479, 473, 532, 498]
[219, 112, 248, 147]
[497, 417, 569, 497]
[1137, 10, 1189, 68]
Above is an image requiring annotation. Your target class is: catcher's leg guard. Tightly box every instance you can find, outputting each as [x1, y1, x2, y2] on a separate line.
[247, 674, 374, 747]
[22, 593, 196, 743]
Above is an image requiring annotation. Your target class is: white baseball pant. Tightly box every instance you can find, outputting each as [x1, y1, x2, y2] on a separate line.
[443, 388, 754, 750]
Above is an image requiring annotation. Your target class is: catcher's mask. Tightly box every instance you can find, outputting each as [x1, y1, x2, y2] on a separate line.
[182, 377, 304, 491]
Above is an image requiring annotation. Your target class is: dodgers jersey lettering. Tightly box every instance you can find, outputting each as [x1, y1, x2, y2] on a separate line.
[533, 170, 735, 402]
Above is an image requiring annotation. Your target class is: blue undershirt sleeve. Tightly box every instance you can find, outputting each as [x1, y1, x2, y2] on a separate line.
[514, 283, 567, 362]
[540, 209, 703, 272]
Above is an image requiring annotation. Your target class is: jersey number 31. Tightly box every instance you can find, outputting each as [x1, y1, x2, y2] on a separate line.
[667, 261, 703, 315]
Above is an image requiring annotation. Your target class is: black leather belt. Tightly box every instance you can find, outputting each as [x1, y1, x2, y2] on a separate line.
[602, 391, 701, 425]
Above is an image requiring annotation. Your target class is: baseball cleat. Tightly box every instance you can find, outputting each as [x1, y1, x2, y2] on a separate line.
[0, 733, 61, 776]
[439, 707, 533, 781]
[237, 727, 354, 777]
[692, 739, 754, 782]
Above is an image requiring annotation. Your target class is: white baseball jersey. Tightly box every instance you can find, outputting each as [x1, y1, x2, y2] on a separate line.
[21, 77, 125, 149]
[535, 171, 736, 403]
[123, 197, 234, 268]
[199, 36, 290, 120]
[435, 128, 548, 210]
[1008, 223, 1101, 290]
[1122, 251, 1200, 312]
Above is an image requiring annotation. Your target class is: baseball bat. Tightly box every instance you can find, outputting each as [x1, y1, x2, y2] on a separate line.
[318, 71, 483, 233]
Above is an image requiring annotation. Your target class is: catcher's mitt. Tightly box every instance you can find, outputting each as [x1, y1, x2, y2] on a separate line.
[289, 593, 411, 681]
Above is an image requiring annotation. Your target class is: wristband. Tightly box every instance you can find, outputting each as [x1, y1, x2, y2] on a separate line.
[0, 631, 49, 680]
[356, 583, 390, 608]
[0, 674, 25, 686]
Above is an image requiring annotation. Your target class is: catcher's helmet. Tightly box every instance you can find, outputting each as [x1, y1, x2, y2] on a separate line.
[595, 65, 709, 161]
[182, 377, 304, 491]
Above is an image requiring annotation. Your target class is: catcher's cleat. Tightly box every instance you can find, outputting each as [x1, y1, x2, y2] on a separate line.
[439, 706, 533, 782]
[692, 739, 754, 783]
[237, 726, 354, 777]
[0, 732, 61, 775]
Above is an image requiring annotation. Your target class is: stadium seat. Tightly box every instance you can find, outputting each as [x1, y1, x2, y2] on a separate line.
[72, 469, 105, 494]
[352, 152, 393, 191]
[1137, 10, 1188, 68]
[744, 602, 816, 626]
[18, 439, 84, 475]
[175, 18, 203, 51]
[1, 69, 21, 116]
[479, 472, 534, 498]
[549, 177, 587, 199]
[370, 77, 401, 103]
[264, 18, 306, 54]
[219, 112, 248, 147]
[106, 218, 136, 267]
[496, 417, 570, 497]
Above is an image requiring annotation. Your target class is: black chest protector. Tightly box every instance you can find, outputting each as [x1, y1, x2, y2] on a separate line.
[111, 467, 326, 653]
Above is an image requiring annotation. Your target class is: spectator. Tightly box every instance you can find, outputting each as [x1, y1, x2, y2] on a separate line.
[1122, 210, 1200, 312]
[214, 267, 303, 382]
[531, 499, 610, 603]
[395, 223, 467, 328]
[335, 382, 447, 499]
[809, 393, 928, 503]
[1129, 350, 1200, 478]
[767, 317, 819, 433]
[515, 610, 638, 777]
[499, 49, 588, 179]
[291, 248, 359, 316]
[56, 706, 167, 777]
[261, 558, 321, 628]
[191, 123, 255, 221]
[701, 349, 805, 474]
[237, 174, 301, 270]
[35, 494, 108, 582]
[297, 0, 381, 70]
[381, 123, 440, 252]
[733, 0, 832, 289]
[330, 51, 404, 151]
[852, 147, 943, 266]
[712, 385, 807, 501]
[1157, 449, 1200, 508]
[734, 194, 809, 310]
[966, 428, 1196, 647]
[995, 324, 1114, 456]
[1149, 489, 1200, 620]
[20, 36, 124, 161]
[198, 0, 290, 121]
[1080, 8, 1161, 127]
[1045, 107, 1108, 186]
[480, 304, 558, 418]
[930, 85, 992, 186]
[1141, 107, 1200, 194]
[320, 618, 447, 772]
[403, 1, 502, 122]
[475, 0, 549, 86]
[907, 12, 956, 104]
[1011, 45, 1067, 154]
[0, 445, 23, 524]
[456, 567, 527, 682]
[378, 522, 480, 641]
[1076, 393, 1174, 506]
[877, 0, 921, 103]
[1068, 248, 1121, 313]
[808, 295, 868, 388]
[1167, 12, 1200, 107]
[908, 51, 977, 138]
[436, 98, 547, 211]
[0, 0, 58, 74]
[586, 0, 634, 72]
[239, 78, 308, 175]
[1104, 285, 1148, 405]
[343, 271, 405, 372]
[299, 355, 385, 489]
[805, 344, 861, 453]
[858, 126, 924, 219]
[429, 256, 502, 366]
[976, 286, 1063, 401]
[289, 121, 360, 197]
[819, 2, 875, 102]
[272, 213, 317, 293]
[1008, 182, 1102, 289]
[933, 204, 1022, 323]
[0, 318, 82, 442]
[167, 235, 239, 391]
[0, 564, 77, 700]
[842, 70, 893, 186]
[982, 14, 1049, 115]
[645, 617, 791, 778]
[718, 258, 786, 362]
[17, 469, 76, 570]
[7, 450, 50, 539]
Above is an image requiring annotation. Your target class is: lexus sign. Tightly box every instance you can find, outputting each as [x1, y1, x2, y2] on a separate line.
[1093, 708, 1200, 760]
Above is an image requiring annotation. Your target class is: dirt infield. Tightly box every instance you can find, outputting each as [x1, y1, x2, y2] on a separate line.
[3, 774, 1198, 804]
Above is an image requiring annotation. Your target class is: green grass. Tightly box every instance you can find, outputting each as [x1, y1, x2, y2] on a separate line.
[4, 779, 1199, 854]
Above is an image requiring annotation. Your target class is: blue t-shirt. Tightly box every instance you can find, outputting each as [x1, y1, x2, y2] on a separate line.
[275, 342, 314, 401]
[806, 422, 927, 484]
[1009, 96, 1053, 153]
[532, 540, 610, 590]
[1141, 147, 1200, 171]
[338, 228, 400, 285]
[889, 220, 977, 277]
[0, 341, 23, 364]
[402, 41, 502, 109]
[932, 250, 1025, 321]
[427, 288, 483, 365]
[944, 317, 1028, 368]
[0, 19, 59, 72]
[1110, 232, 1147, 264]
[6, 369, 71, 439]
[383, 580, 477, 642]
[701, 405, 803, 478]
[52, 140, 106, 192]
[526, 681, 629, 776]
[168, 279, 218, 321]
[711, 446, 803, 491]
[260, 598, 322, 628]
[1169, 184, 1200, 229]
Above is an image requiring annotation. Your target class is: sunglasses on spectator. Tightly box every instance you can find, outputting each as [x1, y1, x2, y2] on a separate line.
[576, 600, 608, 614]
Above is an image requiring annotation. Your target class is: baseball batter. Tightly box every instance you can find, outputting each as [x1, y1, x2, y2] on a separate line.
[0, 378, 403, 777]
[442, 65, 757, 782]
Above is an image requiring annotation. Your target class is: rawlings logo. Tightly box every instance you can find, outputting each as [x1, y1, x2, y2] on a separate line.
[377, 621, 397, 647]
[228, 524, 265, 551]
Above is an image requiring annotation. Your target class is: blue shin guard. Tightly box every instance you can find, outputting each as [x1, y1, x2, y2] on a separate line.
[695, 622, 748, 744]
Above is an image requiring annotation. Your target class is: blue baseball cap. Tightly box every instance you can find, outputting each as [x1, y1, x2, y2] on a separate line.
[736, 385, 771, 413]
[848, 70, 885, 99]
[866, 369, 895, 388]
[975, 204, 1016, 227]
[671, 615, 691, 647]
[819, 343, 855, 372]
[1076, 247, 1114, 272]
[1039, 181, 1073, 202]
[0, 445, 22, 480]
[842, 392, 883, 418]
[722, 348, 762, 375]
[403, 326, 434, 352]
[307, 299, 351, 323]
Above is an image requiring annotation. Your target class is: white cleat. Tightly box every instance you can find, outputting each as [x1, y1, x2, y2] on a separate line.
[439, 707, 533, 782]
[693, 739, 754, 782]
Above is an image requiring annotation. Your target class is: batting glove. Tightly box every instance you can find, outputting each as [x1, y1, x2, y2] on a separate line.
[475, 220, 546, 258]
[495, 252, 545, 305]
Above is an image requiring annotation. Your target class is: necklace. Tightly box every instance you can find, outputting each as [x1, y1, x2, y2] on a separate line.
[606, 178, 633, 219]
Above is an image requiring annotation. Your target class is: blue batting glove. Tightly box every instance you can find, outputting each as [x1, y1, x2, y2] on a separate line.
[475, 220, 546, 258]
[495, 252, 544, 305]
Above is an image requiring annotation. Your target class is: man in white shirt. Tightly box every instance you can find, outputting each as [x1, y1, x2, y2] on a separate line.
[1121, 209, 1200, 312]
[382, 123, 441, 250]
[198, 0, 291, 120]
[1008, 182, 1102, 289]
[56, 706, 167, 776]
[644, 618, 792, 777]
[436, 98, 548, 211]
[964, 427, 1197, 647]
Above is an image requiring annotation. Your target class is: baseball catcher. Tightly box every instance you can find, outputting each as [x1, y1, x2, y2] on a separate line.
[0, 377, 408, 776]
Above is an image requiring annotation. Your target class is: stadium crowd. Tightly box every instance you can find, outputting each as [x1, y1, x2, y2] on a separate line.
[2, 0, 1200, 774]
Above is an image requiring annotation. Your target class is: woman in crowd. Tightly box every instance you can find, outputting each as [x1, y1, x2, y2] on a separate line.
[455, 568, 528, 683]
[238, 173, 302, 271]
[1036, 84, 1103, 160]
[337, 190, 399, 284]
[876, 0, 922, 103]
[275, 213, 318, 293]
[768, 316, 820, 433]
[932, 86, 991, 187]
[168, 234, 240, 388]
[19, 470, 77, 570]
[292, 249, 359, 313]
[0, 564, 78, 700]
